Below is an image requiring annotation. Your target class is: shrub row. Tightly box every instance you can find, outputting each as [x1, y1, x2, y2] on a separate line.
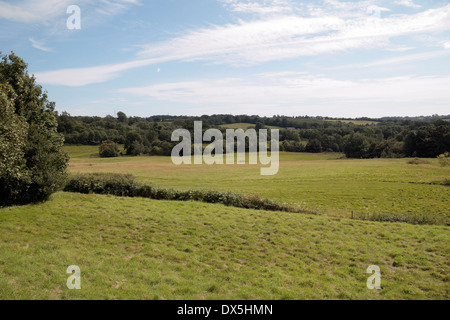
[64, 173, 447, 225]
[64, 173, 305, 214]
[64, 173, 137, 197]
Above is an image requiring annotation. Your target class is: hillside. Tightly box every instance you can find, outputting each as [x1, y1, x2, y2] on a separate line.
[65, 146, 450, 225]
[0, 192, 448, 299]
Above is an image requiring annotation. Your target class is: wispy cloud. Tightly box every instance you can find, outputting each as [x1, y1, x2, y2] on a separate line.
[35, 58, 163, 86]
[386, 46, 416, 52]
[304, 0, 384, 19]
[219, 0, 294, 15]
[140, 4, 450, 65]
[131, 4, 450, 67]
[118, 73, 450, 117]
[35, 4, 450, 86]
[0, 1, 38, 22]
[95, 0, 142, 16]
[395, 0, 421, 9]
[29, 38, 53, 52]
[0, 0, 80, 23]
[0, 0, 140, 23]
[332, 50, 450, 70]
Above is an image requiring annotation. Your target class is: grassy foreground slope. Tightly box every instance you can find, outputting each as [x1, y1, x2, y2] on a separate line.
[0, 192, 448, 299]
[65, 146, 450, 224]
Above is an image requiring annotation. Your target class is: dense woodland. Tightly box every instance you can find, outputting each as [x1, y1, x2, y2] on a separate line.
[57, 112, 450, 159]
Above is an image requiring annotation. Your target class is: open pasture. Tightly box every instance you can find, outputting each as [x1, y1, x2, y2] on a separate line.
[64, 146, 450, 224]
[0, 192, 448, 299]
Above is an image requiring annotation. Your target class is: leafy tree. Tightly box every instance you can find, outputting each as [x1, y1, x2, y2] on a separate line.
[124, 130, 143, 155]
[0, 52, 68, 206]
[255, 122, 265, 130]
[117, 111, 127, 124]
[343, 133, 370, 158]
[282, 129, 300, 141]
[280, 140, 305, 152]
[53, 104, 449, 159]
[0, 84, 29, 203]
[403, 124, 450, 157]
[130, 141, 146, 156]
[99, 140, 120, 158]
[305, 138, 323, 153]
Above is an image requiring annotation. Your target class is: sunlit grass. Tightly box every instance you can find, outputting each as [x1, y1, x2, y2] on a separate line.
[64, 146, 450, 224]
[0, 192, 448, 299]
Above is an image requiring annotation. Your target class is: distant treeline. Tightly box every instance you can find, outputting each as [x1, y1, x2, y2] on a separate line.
[57, 112, 450, 159]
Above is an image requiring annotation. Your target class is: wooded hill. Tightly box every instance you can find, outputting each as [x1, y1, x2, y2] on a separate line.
[57, 112, 450, 159]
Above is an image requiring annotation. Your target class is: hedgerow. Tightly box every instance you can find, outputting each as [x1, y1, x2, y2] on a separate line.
[64, 173, 305, 214]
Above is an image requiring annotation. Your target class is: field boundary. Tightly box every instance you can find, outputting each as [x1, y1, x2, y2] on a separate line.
[64, 173, 316, 215]
[63, 173, 448, 226]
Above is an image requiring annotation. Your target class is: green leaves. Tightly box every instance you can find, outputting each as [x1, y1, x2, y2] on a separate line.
[99, 140, 120, 158]
[0, 52, 68, 206]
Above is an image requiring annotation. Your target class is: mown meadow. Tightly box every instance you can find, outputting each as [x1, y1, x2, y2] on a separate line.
[0, 192, 448, 299]
[0, 145, 448, 299]
[65, 146, 450, 225]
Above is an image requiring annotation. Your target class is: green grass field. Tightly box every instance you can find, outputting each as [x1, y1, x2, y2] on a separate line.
[0, 145, 448, 299]
[0, 192, 448, 299]
[324, 119, 380, 125]
[65, 146, 450, 224]
[219, 123, 283, 130]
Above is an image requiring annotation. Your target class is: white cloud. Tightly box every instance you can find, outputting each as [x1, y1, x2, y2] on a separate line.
[0, 0, 140, 23]
[0, 1, 38, 22]
[386, 46, 416, 52]
[333, 50, 450, 70]
[0, 0, 81, 23]
[395, 0, 421, 9]
[34, 4, 450, 86]
[29, 38, 53, 52]
[135, 4, 450, 66]
[219, 0, 388, 19]
[306, 0, 379, 19]
[118, 73, 450, 117]
[95, 0, 142, 16]
[35, 58, 162, 86]
[219, 0, 294, 15]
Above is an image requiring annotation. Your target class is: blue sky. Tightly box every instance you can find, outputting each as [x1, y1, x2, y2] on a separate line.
[1, 0, 449, 118]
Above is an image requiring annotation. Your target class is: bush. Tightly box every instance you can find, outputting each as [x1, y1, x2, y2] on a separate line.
[99, 140, 120, 158]
[437, 152, 450, 167]
[134, 184, 154, 198]
[153, 188, 176, 200]
[64, 173, 137, 197]
[407, 158, 431, 165]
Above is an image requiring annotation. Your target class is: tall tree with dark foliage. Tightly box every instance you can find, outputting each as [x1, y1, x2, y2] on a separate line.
[0, 52, 69, 206]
